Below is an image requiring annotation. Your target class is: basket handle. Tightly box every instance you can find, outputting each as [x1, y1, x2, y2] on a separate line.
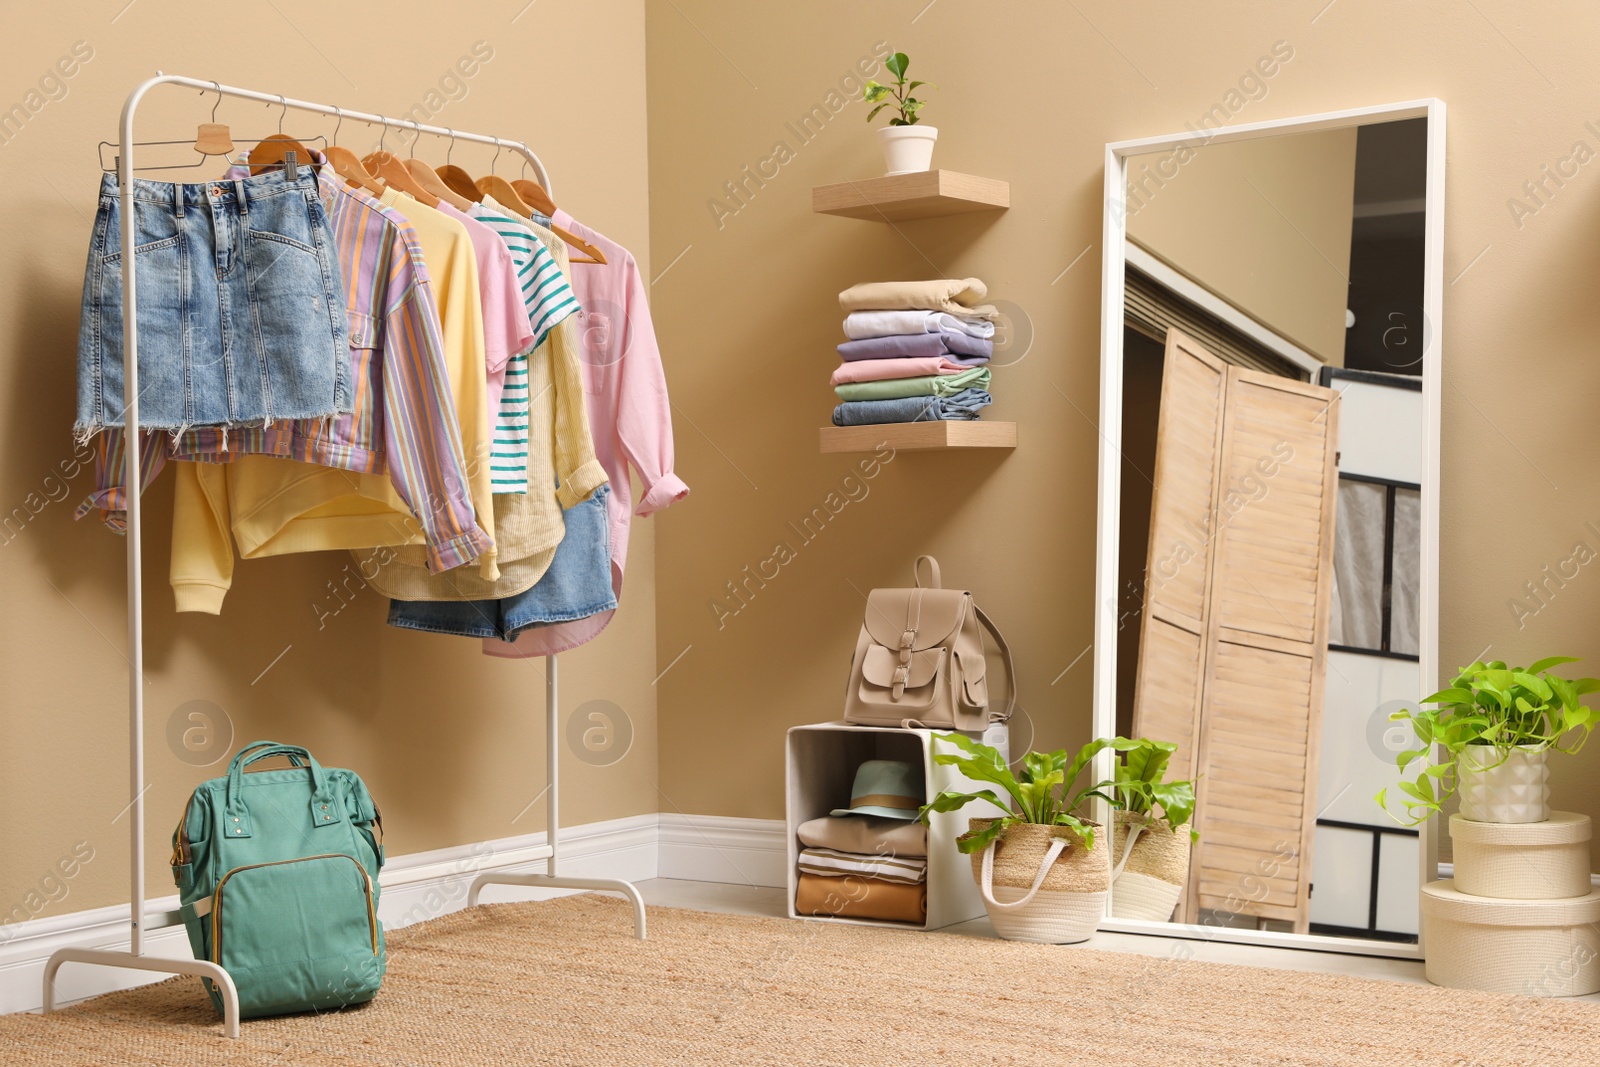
[979, 835, 1069, 910]
[1112, 817, 1147, 881]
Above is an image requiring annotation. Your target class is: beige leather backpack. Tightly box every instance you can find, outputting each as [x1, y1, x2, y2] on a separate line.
[844, 556, 1016, 731]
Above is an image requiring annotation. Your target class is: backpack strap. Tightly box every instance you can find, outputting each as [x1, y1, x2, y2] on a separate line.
[913, 555, 942, 589]
[973, 603, 1017, 722]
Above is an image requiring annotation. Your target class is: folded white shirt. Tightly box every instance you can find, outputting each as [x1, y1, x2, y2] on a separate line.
[843, 309, 996, 342]
[796, 846, 928, 884]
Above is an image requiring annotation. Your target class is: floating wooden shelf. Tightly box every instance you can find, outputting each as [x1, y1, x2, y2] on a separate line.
[818, 421, 1017, 453]
[812, 170, 1010, 221]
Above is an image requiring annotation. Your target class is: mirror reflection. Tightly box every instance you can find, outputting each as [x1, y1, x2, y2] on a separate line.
[1113, 117, 1428, 942]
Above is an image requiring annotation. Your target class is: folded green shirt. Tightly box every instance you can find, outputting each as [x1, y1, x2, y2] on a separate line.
[833, 366, 991, 402]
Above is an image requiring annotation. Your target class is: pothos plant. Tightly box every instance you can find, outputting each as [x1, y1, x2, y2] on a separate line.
[1376, 657, 1600, 825]
[918, 733, 1194, 854]
[863, 51, 935, 126]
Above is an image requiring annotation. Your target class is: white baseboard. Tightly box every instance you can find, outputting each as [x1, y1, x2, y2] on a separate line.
[658, 813, 788, 888]
[0, 813, 659, 1016]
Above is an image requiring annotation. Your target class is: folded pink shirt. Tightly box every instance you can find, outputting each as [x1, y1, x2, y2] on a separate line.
[830, 357, 978, 386]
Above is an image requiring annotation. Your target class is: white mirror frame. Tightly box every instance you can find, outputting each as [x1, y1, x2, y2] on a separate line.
[1090, 99, 1445, 960]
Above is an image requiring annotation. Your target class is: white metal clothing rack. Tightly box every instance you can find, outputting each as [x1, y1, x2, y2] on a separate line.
[41, 74, 646, 1039]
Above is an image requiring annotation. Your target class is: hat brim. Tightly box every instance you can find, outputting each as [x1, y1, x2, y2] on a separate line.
[829, 805, 920, 821]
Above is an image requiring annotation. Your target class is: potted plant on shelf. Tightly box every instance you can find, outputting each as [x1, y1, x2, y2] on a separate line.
[918, 733, 1129, 944]
[1106, 739, 1198, 921]
[1378, 657, 1600, 825]
[863, 51, 937, 176]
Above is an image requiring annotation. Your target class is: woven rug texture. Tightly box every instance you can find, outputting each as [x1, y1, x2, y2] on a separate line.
[2, 895, 1597, 1066]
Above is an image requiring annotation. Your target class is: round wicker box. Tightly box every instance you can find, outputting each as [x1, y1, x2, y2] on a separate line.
[1449, 811, 1591, 900]
[1421, 879, 1600, 997]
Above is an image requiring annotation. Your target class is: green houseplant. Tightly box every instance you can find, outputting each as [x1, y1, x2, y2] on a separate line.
[1105, 740, 1198, 922]
[1377, 657, 1599, 826]
[862, 51, 939, 176]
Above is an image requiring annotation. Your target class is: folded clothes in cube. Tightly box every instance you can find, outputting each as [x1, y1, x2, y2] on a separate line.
[831, 388, 992, 427]
[831, 356, 980, 386]
[837, 332, 992, 362]
[796, 815, 929, 857]
[834, 367, 990, 402]
[838, 278, 996, 319]
[843, 309, 995, 341]
[794, 872, 928, 924]
[798, 847, 927, 884]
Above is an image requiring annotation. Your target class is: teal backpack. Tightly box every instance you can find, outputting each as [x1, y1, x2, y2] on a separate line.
[170, 741, 386, 1018]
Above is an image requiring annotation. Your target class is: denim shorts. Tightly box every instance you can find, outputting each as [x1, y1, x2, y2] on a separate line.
[76, 168, 349, 435]
[387, 486, 616, 640]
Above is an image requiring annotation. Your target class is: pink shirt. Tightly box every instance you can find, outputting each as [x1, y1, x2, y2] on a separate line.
[435, 200, 535, 412]
[830, 357, 977, 386]
[484, 210, 688, 658]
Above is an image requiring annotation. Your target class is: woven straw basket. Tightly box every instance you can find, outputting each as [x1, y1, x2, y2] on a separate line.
[968, 819, 1108, 944]
[1109, 812, 1191, 921]
[1421, 879, 1600, 996]
[1449, 811, 1591, 899]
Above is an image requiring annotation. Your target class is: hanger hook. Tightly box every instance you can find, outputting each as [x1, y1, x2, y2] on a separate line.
[277, 94, 288, 136]
[409, 121, 422, 160]
[491, 138, 502, 174]
[379, 117, 389, 155]
[210, 81, 222, 124]
[332, 105, 343, 146]
[446, 128, 455, 168]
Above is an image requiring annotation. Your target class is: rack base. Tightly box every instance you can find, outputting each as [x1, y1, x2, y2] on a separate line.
[42, 947, 240, 1038]
[467, 874, 648, 939]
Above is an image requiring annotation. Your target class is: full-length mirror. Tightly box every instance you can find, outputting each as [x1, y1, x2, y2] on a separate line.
[1092, 101, 1443, 954]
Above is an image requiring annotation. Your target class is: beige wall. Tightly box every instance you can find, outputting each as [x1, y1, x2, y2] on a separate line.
[647, 1, 1600, 868]
[1126, 128, 1357, 364]
[0, 1, 657, 921]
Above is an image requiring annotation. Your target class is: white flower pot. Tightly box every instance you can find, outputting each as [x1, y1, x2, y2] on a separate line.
[1457, 745, 1550, 823]
[878, 125, 938, 176]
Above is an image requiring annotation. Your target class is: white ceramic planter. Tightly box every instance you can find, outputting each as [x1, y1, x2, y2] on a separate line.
[878, 125, 938, 176]
[1457, 745, 1550, 823]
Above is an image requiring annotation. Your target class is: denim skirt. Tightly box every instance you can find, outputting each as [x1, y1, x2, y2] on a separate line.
[387, 486, 617, 640]
[76, 169, 349, 435]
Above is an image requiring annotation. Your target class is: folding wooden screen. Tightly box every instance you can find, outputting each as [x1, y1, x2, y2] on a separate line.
[1132, 329, 1339, 932]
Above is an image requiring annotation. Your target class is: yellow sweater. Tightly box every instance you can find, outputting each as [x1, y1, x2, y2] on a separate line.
[171, 192, 497, 614]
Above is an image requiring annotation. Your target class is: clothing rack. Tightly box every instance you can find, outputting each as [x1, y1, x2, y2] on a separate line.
[41, 73, 646, 1040]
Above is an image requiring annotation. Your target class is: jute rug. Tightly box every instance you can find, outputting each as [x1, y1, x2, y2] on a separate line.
[2, 895, 1597, 1066]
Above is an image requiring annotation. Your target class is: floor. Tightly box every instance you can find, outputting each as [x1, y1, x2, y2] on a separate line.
[628, 877, 1437, 987]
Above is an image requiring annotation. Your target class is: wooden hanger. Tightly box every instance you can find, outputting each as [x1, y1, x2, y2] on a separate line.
[434, 129, 483, 203]
[248, 96, 315, 177]
[509, 178, 607, 265]
[476, 173, 532, 218]
[194, 84, 235, 157]
[323, 107, 384, 195]
[361, 121, 438, 207]
[406, 158, 474, 211]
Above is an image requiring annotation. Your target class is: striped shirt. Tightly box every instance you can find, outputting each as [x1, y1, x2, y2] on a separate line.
[469, 197, 581, 494]
[79, 165, 491, 573]
[796, 847, 927, 885]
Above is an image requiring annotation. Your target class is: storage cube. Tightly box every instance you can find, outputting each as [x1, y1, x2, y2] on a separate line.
[1449, 811, 1591, 900]
[1421, 879, 1600, 997]
[785, 721, 1009, 930]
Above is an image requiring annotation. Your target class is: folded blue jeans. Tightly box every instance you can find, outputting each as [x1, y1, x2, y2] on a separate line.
[831, 388, 992, 426]
[387, 486, 616, 640]
[76, 168, 350, 435]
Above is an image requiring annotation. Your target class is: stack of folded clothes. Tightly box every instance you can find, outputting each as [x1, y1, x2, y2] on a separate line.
[832, 278, 998, 427]
[794, 759, 929, 924]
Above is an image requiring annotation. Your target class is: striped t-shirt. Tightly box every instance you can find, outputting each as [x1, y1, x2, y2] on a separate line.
[469, 197, 581, 493]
